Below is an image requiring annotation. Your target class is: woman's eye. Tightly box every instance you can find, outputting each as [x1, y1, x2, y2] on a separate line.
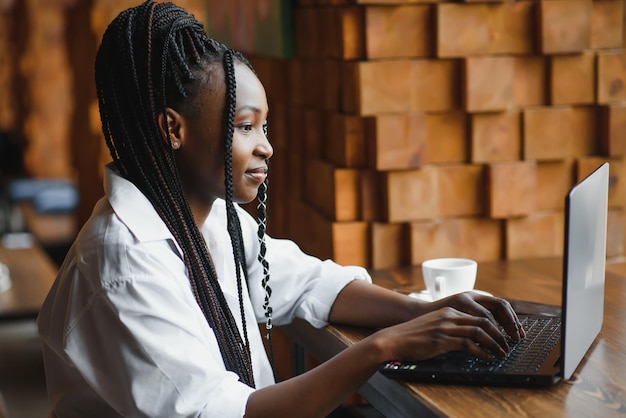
[239, 124, 253, 132]
[263, 122, 268, 137]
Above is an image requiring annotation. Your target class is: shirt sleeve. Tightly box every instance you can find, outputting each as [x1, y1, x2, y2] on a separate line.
[237, 205, 372, 328]
[55, 243, 256, 418]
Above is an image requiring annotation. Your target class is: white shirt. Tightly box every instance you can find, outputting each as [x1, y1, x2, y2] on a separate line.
[37, 165, 371, 418]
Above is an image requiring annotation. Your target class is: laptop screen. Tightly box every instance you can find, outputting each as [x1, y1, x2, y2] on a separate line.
[562, 162, 608, 380]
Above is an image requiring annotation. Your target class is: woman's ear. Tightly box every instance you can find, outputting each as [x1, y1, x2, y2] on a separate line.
[157, 107, 185, 149]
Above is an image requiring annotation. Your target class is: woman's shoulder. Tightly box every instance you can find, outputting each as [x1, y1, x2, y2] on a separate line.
[70, 197, 183, 284]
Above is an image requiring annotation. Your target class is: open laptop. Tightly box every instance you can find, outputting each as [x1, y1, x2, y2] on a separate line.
[379, 162, 609, 387]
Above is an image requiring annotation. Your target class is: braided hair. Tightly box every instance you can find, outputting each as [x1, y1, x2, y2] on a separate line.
[95, 0, 273, 387]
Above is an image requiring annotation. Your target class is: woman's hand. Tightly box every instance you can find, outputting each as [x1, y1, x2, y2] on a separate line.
[428, 291, 526, 341]
[373, 291, 526, 363]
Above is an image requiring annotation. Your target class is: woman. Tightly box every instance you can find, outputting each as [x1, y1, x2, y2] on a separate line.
[37, 1, 524, 417]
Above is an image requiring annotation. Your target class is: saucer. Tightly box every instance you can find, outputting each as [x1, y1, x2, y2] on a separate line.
[409, 289, 493, 302]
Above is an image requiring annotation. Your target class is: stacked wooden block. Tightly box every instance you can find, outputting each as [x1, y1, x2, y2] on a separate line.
[252, 0, 626, 269]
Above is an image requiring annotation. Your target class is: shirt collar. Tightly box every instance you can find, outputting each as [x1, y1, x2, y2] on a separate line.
[104, 163, 178, 247]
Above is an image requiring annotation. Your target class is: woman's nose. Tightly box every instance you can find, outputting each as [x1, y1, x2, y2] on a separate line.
[257, 132, 273, 160]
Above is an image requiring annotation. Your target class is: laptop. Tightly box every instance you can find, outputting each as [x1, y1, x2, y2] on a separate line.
[379, 162, 609, 387]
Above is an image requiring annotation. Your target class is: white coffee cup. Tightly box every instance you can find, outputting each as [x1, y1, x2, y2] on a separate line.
[421, 258, 477, 301]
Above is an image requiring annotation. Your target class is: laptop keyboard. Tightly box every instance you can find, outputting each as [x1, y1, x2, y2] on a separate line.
[460, 316, 561, 373]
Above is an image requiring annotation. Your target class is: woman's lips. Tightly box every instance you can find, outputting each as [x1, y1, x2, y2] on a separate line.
[245, 167, 267, 183]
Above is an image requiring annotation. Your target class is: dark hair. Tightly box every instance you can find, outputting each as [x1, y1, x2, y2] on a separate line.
[95, 0, 272, 387]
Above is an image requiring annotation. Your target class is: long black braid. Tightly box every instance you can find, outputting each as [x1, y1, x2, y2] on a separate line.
[95, 0, 273, 387]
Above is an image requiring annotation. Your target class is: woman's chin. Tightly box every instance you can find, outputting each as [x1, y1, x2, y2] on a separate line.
[233, 190, 260, 205]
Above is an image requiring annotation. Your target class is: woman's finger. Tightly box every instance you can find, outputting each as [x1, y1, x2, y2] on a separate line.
[443, 292, 526, 342]
[477, 295, 526, 341]
[446, 310, 510, 356]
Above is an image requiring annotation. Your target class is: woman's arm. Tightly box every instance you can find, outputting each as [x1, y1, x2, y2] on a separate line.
[246, 305, 508, 417]
[328, 280, 525, 340]
[245, 280, 526, 417]
[245, 331, 383, 418]
[327, 279, 427, 327]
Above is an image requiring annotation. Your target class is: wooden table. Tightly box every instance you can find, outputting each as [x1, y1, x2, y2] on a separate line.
[0, 242, 58, 320]
[283, 258, 626, 417]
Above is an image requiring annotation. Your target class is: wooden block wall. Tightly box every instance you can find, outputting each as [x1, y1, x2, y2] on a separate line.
[256, 0, 626, 268]
[246, 0, 626, 268]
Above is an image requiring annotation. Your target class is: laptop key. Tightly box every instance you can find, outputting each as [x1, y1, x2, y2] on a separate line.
[462, 316, 561, 374]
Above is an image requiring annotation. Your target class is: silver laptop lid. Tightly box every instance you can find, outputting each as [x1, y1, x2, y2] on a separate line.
[562, 162, 608, 380]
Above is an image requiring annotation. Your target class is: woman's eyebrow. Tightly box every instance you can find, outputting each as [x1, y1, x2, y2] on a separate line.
[237, 105, 268, 115]
[237, 105, 261, 113]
